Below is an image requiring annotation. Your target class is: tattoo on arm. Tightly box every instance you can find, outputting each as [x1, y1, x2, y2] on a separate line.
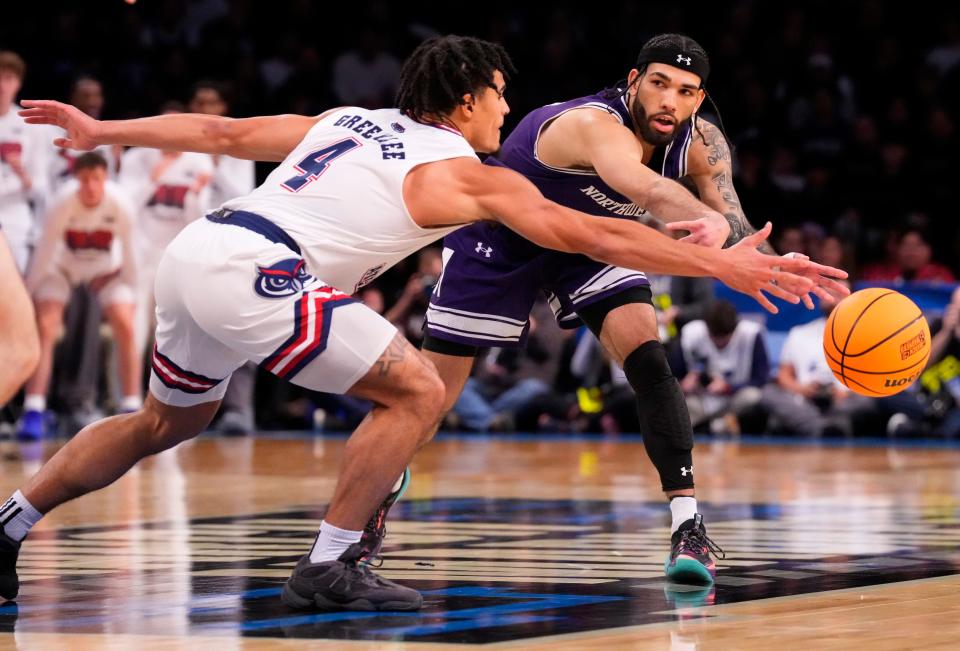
[374, 336, 407, 377]
[700, 122, 776, 254]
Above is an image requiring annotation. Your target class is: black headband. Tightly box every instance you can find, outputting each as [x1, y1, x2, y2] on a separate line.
[635, 47, 709, 85]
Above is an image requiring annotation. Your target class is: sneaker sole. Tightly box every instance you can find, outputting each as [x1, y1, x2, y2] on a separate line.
[664, 555, 715, 585]
[281, 582, 422, 611]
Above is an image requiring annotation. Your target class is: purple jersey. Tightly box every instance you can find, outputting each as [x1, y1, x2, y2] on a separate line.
[486, 90, 695, 218]
[428, 91, 695, 347]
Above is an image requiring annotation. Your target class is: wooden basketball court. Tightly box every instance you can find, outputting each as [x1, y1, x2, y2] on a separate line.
[2, 432, 959, 649]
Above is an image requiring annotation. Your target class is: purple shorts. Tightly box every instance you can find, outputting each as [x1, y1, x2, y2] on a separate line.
[426, 221, 650, 348]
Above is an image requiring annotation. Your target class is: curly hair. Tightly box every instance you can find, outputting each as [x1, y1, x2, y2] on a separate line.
[396, 35, 516, 122]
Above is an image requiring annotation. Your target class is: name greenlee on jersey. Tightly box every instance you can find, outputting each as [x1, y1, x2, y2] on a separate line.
[332, 114, 407, 159]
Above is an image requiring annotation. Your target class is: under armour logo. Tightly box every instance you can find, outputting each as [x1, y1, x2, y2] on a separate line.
[677, 54, 692, 66]
[475, 242, 493, 257]
[680, 466, 693, 476]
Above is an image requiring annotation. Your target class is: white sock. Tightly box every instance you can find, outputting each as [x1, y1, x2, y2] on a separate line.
[391, 473, 405, 493]
[670, 496, 697, 534]
[23, 395, 46, 413]
[120, 395, 142, 411]
[0, 490, 44, 542]
[309, 520, 362, 563]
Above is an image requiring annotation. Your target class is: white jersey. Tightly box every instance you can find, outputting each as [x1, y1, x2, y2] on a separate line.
[223, 107, 477, 293]
[208, 154, 255, 209]
[780, 317, 846, 389]
[0, 104, 49, 239]
[680, 318, 767, 387]
[120, 148, 213, 263]
[25, 181, 137, 290]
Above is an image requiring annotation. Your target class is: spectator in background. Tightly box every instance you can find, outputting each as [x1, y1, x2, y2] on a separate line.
[46, 76, 124, 434]
[189, 80, 258, 435]
[675, 300, 768, 435]
[861, 227, 955, 284]
[48, 77, 121, 189]
[886, 285, 960, 438]
[17, 153, 140, 440]
[762, 283, 876, 437]
[119, 101, 213, 356]
[0, 50, 49, 273]
[451, 300, 566, 432]
[647, 273, 715, 345]
[385, 247, 441, 347]
[331, 27, 400, 109]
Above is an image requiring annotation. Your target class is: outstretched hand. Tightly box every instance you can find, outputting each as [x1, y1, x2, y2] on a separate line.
[779, 251, 851, 308]
[720, 223, 848, 314]
[19, 100, 101, 151]
[665, 211, 730, 248]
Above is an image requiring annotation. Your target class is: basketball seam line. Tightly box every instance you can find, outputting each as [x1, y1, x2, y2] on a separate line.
[842, 313, 925, 358]
[823, 348, 930, 376]
[836, 290, 895, 387]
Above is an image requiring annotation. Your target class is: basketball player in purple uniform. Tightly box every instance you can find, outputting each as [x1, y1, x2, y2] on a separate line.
[414, 34, 814, 585]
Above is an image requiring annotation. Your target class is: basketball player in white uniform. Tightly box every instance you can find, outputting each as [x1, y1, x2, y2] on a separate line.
[0, 51, 49, 273]
[17, 152, 140, 440]
[2, 36, 846, 611]
[119, 119, 213, 353]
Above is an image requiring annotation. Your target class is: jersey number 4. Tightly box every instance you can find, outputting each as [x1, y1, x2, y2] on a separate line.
[281, 138, 362, 192]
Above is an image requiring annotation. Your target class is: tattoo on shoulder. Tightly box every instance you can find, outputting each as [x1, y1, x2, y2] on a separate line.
[698, 120, 731, 167]
[374, 337, 407, 377]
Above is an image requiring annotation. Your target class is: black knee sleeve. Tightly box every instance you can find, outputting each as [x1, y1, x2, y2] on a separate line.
[623, 340, 694, 491]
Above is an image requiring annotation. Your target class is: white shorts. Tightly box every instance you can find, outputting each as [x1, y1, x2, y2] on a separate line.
[149, 216, 397, 407]
[32, 267, 135, 307]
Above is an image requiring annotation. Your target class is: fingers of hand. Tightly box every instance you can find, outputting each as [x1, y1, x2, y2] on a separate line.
[764, 281, 801, 304]
[800, 293, 815, 309]
[665, 221, 697, 231]
[752, 291, 778, 314]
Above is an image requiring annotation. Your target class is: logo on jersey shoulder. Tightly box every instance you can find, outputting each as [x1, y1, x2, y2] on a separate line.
[390, 122, 405, 133]
[677, 54, 692, 66]
[254, 258, 314, 298]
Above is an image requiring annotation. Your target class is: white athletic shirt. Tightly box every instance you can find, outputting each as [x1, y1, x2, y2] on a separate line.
[680, 318, 766, 387]
[25, 181, 137, 290]
[223, 107, 477, 293]
[780, 317, 846, 389]
[120, 148, 213, 261]
[0, 105, 49, 234]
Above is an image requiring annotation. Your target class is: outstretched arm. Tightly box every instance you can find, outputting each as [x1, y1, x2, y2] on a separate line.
[538, 109, 730, 247]
[406, 159, 846, 313]
[19, 100, 333, 162]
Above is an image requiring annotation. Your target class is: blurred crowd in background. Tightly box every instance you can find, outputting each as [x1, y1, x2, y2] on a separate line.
[1, 0, 959, 439]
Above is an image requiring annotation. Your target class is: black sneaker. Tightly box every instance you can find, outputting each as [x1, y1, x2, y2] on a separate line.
[0, 530, 21, 601]
[358, 467, 410, 565]
[664, 514, 725, 585]
[281, 543, 422, 611]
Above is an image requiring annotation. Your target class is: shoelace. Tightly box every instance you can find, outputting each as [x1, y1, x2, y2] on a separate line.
[679, 526, 726, 560]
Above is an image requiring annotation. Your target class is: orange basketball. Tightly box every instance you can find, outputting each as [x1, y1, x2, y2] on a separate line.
[822, 288, 931, 397]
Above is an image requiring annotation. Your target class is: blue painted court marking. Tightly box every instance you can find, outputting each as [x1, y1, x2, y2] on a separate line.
[208, 429, 960, 450]
[193, 587, 624, 635]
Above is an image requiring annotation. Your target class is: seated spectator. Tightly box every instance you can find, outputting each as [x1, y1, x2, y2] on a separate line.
[451, 300, 567, 432]
[17, 153, 140, 440]
[861, 227, 955, 284]
[761, 283, 877, 437]
[675, 300, 768, 435]
[884, 285, 960, 438]
[385, 247, 442, 347]
[647, 274, 716, 344]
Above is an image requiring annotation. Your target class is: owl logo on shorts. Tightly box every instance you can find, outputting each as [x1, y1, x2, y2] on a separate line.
[254, 258, 314, 298]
